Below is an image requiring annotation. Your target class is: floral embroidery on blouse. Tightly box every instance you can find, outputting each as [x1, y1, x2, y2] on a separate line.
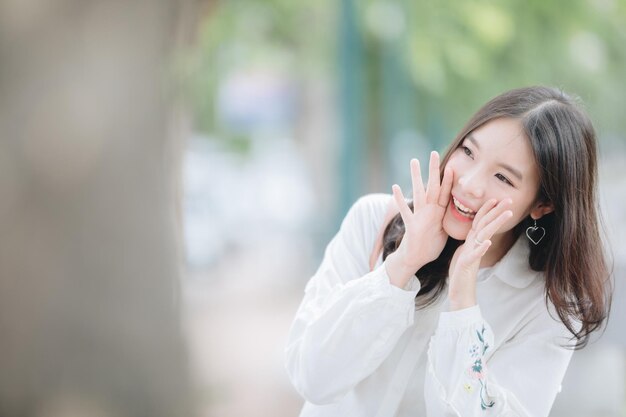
[466, 325, 495, 410]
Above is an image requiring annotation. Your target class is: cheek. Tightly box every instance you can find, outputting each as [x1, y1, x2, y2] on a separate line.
[446, 153, 478, 184]
[499, 200, 534, 231]
[445, 154, 463, 172]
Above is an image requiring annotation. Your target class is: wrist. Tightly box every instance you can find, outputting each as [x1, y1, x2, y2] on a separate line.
[447, 285, 476, 311]
[385, 252, 423, 288]
[448, 297, 477, 311]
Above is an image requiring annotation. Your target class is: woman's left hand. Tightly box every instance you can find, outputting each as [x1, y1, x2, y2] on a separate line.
[448, 198, 513, 310]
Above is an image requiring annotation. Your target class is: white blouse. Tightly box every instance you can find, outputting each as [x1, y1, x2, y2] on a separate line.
[285, 193, 577, 417]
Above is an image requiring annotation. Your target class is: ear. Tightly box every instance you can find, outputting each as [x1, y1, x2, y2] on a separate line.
[529, 201, 554, 220]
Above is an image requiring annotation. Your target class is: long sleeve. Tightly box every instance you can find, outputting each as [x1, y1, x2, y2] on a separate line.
[285, 195, 421, 405]
[425, 304, 575, 417]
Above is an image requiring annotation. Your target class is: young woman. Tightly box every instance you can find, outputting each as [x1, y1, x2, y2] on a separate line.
[285, 86, 611, 417]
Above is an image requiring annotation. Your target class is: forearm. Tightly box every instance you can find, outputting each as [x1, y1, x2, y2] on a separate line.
[384, 251, 424, 289]
[447, 277, 477, 311]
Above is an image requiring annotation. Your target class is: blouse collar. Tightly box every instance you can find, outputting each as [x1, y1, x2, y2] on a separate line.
[490, 235, 542, 289]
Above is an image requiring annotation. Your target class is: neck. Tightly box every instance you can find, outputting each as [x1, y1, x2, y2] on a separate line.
[480, 232, 516, 268]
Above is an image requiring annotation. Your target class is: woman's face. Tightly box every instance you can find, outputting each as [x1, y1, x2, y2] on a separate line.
[442, 117, 543, 246]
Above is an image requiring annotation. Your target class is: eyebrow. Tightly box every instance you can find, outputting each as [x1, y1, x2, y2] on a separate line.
[465, 135, 524, 181]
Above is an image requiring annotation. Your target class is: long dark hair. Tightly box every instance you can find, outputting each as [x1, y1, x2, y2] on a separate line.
[382, 86, 611, 349]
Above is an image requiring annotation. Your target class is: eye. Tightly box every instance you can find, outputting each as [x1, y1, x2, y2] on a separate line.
[495, 173, 513, 186]
[461, 145, 473, 159]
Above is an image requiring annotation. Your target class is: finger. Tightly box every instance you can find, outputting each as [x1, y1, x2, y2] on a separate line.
[465, 226, 482, 248]
[392, 184, 413, 222]
[475, 210, 513, 243]
[425, 151, 440, 204]
[437, 166, 453, 208]
[474, 198, 512, 232]
[410, 159, 426, 208]
[471, 240, 492, 259]
[458, 239, 491, 269]
[471, 199, 498, 230]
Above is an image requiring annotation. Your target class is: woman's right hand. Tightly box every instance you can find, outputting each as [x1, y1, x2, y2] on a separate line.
[385, 151, 453, 288]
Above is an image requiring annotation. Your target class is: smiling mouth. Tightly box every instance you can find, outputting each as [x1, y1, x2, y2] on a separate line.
[452, 197, 476, 219]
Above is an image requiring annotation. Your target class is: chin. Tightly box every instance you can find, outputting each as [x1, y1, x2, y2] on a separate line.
[442, 214, 471, 241]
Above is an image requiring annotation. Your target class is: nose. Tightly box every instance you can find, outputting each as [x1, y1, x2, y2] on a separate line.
[458, 169, 485, 199]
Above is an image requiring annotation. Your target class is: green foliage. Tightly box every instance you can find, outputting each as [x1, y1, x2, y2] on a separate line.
[352, 0, 626, 143]
[182, 0, 626, 145]
[177, 0, 334, 137]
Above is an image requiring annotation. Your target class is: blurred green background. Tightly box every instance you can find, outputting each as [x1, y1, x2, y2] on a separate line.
[182, 0, 626, 220]
[179, 1, 626, 416]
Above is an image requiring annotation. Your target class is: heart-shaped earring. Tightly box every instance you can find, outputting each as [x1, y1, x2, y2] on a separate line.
[525, 219, 546, 245]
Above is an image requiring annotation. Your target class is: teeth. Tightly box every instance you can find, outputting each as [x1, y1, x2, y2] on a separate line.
[453, 197, 476, 217]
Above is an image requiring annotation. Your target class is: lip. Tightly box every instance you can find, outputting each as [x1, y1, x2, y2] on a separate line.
[451, 194, 477, 213]
[448, 194, 476, 223]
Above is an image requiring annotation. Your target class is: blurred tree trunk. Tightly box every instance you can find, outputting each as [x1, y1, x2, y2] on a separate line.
[170, 0, 214, 239]
[0, 1, 201, 415]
